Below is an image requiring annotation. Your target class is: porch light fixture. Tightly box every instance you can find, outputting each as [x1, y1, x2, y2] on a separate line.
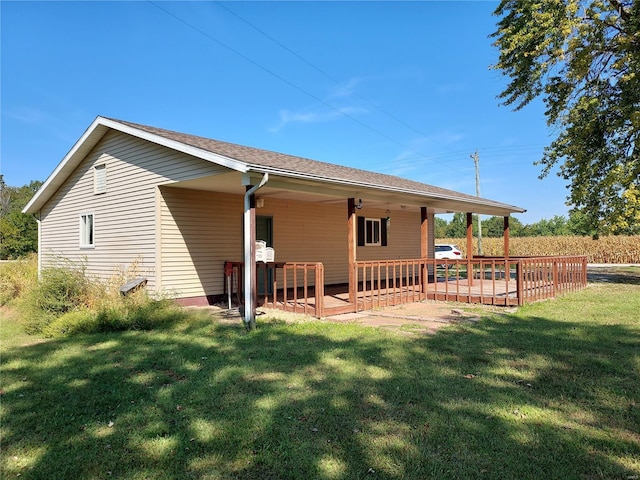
[356, 199, 363, 209]
[256, 198, 265, 208]
[386, 209, 391, 228]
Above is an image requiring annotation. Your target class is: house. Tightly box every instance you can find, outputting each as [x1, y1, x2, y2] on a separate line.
[24, 116, 530, 326]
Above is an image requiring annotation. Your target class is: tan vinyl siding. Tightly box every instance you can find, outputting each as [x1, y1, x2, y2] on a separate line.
[159, 189, 425, 298]
[355, 209, 422, 262]
[39, 130, 227, 290]
[160, 190, 351, 297]
[265, 199, 348, 286]
[159, 187, 242, 298]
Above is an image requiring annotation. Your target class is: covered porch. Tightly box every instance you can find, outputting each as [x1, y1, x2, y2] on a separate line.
[225, 254, 588, 318]
[233, 183, 587, 323]
[165, 167, 575, 325]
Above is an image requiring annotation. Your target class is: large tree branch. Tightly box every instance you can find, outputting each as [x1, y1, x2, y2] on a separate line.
[607, 0, 631, 21]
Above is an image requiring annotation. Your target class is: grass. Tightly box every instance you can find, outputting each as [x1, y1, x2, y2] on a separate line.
[1, 279, 639, 478]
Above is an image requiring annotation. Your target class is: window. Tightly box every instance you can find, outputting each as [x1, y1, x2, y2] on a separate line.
[80, 213, 94, 247]
[357, 216, 388, 247]
[365, 218, 381, 246]
[94, 164, 106, 194]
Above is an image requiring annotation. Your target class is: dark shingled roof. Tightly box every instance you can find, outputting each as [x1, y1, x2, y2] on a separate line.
[110, 118, 522, 211]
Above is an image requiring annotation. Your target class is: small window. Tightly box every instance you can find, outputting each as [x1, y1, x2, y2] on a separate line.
[94, 164, 106, 194]
[80, 213, 94, 248]
[357, 216, 388, 247]
[365, 218, 381, 246]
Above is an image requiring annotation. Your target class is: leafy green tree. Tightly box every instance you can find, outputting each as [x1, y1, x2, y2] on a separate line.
[0, 176, 42, 259]
[434, 216, 448, 238]
[478, 215, 525, 237]
[492, 0, 640, 236]
[567, 209, 598, 236]
[444, 212, 468, 238]
[482, 216, 507, 237]
[521, 215, 571, 236]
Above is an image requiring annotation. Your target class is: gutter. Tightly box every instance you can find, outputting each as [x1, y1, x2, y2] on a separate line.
[246, 165, 526, 214]
[243, 172, 269, 328]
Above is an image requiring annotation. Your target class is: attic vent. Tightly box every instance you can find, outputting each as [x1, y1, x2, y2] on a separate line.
[94, 164, 106, 194]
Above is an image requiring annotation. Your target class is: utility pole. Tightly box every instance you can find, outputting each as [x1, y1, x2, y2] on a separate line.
[471, 150, 483, 255]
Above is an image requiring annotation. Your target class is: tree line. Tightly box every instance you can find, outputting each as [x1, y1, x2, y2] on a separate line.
[0, 177, 620, 260]
[0, 176, 41, 259]
[435, 212, 598, 240]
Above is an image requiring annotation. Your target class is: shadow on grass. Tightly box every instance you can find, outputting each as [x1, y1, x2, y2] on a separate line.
[1, 310, 639, 479]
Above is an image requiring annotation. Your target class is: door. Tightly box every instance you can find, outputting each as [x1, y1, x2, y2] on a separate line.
[256, 216, 273, 295]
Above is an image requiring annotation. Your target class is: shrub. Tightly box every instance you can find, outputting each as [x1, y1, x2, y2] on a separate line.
[38, 296, 185, 337]
[19, 260, 91, 334]
[125, 297, 184, 330]
[33, 265, 89, 315]
[0, 254, 38, 305]
[90, 297, 185, 334]
[42, 309, 97, 338]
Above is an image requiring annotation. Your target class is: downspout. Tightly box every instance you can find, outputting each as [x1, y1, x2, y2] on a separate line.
[243, 172, 269, 329]
[35, 213, 42, 278]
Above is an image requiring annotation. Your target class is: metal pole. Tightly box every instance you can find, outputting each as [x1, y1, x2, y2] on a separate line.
[243, 173, 269, 329]
[471, 150, 483, 255]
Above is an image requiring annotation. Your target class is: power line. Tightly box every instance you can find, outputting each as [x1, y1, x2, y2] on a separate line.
[148, 1, 468, 175]
[214, 2, 445, 143]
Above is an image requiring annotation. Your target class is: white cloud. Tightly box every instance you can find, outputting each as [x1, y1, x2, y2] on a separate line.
[327, 77, 363, 100]
[5, 106, 51, 125]
[269, 105, 368, 132]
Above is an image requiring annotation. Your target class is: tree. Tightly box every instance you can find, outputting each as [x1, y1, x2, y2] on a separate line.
[434, 216, 448, 238]
[521, 215, 571, 236]
[567, 209, 598, 236]
[0, 176, 42, 259]
[483, 216, 508, 237]
[492, 0, 640, 236]
[444, 212, 468, 238]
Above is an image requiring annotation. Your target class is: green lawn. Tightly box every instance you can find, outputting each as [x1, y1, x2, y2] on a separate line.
[1, 281, 639, 479]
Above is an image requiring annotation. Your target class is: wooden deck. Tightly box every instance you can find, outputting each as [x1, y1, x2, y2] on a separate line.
[225, 256, 588, 318]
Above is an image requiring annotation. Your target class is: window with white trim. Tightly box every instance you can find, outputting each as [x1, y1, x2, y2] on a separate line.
[357, 216, 388, 247]
[364, 218, 381, 246]
[80, 213, 94, 248]
[94, 164, 106, 194]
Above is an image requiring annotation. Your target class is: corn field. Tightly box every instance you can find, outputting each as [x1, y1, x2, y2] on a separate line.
[436, 236, 640, 264]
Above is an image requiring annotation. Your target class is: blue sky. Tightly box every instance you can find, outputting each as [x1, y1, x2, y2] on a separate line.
[2, 1, 568, 224]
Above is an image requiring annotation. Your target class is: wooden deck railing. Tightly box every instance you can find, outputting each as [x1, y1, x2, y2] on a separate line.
[355, 255, 588, 308]
[224, 261, 325, 317]
[355, 259, 428, 310]
[515, 255, 588, 305]
[225, 255, 587, 318]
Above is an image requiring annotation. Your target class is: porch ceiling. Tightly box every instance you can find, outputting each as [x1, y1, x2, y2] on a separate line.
[168, 171, 522, 217]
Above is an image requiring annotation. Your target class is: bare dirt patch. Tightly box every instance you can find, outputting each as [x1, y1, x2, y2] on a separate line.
[195, 301, 513, 335]
[195, 301, 515, 335]
[323, 301, 508, 335]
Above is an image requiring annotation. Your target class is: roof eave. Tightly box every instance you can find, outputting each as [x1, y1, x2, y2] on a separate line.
[246, 165, 526, 216]
[23, 116, 249, 214]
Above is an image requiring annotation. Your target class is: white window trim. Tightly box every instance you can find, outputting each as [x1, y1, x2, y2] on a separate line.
[364, 217, 381, 246]
[94, 163, 106, 194]
[79, 212, 95, 249]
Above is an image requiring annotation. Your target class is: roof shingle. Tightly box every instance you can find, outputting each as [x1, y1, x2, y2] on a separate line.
[110, 118, 523, 211]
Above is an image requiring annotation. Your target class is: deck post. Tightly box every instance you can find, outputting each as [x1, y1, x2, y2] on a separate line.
[315, 263, 325, 317]
[348, 198, 357, 304]
[421, 207, 429, 293]
[516, 260, 524, 306]
[466, 212, 474, 286]
[503, 216, 510, 257]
